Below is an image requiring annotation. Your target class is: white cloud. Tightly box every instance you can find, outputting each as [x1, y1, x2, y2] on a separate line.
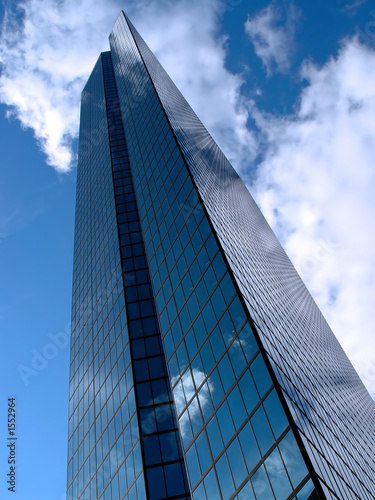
[172, 368, 213, 438]
[0, 0, 373, 401]
[0, 0, 254, 173]
[245, 3, 299, 75]
[130, 0, 256, 173]
[252, 39, 375, 397]
[0, 0, 123, 171]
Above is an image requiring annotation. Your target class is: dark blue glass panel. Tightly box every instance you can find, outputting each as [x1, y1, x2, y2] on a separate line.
[146, 466, 166, 500]
[143, 435, 161, 466]
[159, 431, 180, 462]
[137, 382, 152, 407]
[164, 463, 186, 497]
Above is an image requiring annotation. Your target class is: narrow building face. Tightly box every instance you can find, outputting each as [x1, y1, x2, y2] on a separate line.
[67, 11, 375, 500]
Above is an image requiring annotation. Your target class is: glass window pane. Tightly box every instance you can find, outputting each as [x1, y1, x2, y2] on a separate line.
[239, 370, 259, 414]
[146, 466, 166, 500]
[209, 325, 225, 361]
[192, 315, 207, 347]
[159, 431, 179, 462]
[250, 354, 272, 398]
[196, 431, 211, 474]
[151, 379, 170, 404]
[203, 467, 220, 499]
[206, 416, 223, 459]
[227, 386, 247, 430]
[251, 406, 274, 456]
[216, 454, 235, 499]
[227, 438, 248, 488]
[238, 423, 261, 473]
[238, 324, 258, 363]
[164, 462, 186, 497]
[238, 481, 255, 500]
[265, 447, 292, 499]
[200, 341, 215, 375]
[297, 479, 316, 499]
[188, 397, 203, 436]
[137, 382, 152, 407]
[198, 384, 214, 422]
[140, 408, 156, 434]
[209, 369, 224, 408]
[251, 464, 274, 500]
[228, 340, 247, 378]
[185, 445, 200, 487]
[279, 431, 309, 489]
[202, 301, 216, 334]
[263, 389, 289, 439]
[216, 401, 235, 445]
[193, 481, 206, 500]
[156, 404, 175, 432]
[218, 354, 235, 393]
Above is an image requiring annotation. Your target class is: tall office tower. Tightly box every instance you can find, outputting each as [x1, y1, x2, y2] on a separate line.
[67, 10, 375, 500]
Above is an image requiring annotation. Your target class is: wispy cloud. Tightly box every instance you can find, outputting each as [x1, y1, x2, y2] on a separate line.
[252, 39, 375, 396]
[245, 3, 299, 75]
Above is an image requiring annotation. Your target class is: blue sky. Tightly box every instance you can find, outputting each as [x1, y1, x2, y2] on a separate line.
[1, 1, 375, 498]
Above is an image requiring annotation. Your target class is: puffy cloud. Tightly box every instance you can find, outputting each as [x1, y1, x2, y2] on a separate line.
[245, 3, 299, 75]
[252, 39, 375, 397]
[0, 0, 124, 171]
[1, 0, 374, 400]
[172, 368, 213, 438]
[127, 0, 256, 173]
[0, 0, 253, 172]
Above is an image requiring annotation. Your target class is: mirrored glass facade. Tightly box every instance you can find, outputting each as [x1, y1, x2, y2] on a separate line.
[67, 11, 375, 500]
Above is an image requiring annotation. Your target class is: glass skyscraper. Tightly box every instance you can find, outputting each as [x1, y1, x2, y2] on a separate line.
[67, 11, 375, 500]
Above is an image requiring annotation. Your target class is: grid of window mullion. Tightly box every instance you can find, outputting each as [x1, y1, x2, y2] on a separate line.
[68, 58, 137, 499]
[109, 18, 323, 500]
[125, 15, 375, 500]
[102, 51, 191, 500]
